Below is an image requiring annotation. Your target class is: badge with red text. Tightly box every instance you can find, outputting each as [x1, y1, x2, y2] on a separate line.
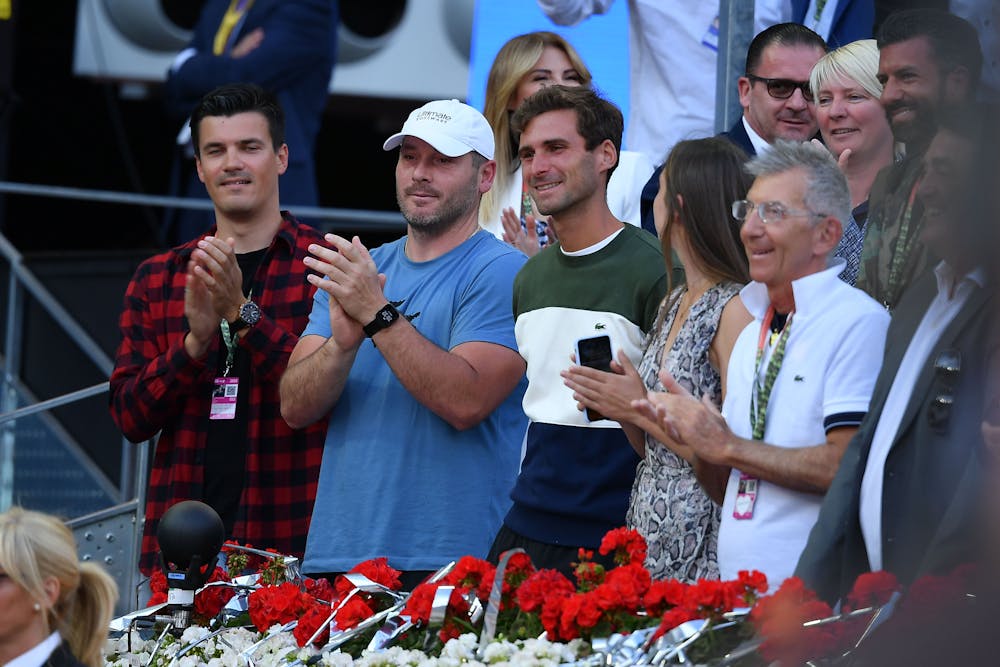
[733, 473, 758, 520]
[210, 377, 239, 420]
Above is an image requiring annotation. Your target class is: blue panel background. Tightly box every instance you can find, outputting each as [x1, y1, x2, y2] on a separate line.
[467, 1, 631, 148]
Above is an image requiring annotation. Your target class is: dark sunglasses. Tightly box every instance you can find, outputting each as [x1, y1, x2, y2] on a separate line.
[928, 349, 961, 433]
[747, 75, 815, 102]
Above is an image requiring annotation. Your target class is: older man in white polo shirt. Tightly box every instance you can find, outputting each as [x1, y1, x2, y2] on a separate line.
[639, 141, 889, 587]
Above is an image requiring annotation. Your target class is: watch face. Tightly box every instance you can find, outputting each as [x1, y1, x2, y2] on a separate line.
[240, 301, 262, 325]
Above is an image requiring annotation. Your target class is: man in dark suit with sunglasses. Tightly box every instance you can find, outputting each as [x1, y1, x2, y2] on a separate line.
[796, 107, 996, 604]
[721, 23, 827, 157]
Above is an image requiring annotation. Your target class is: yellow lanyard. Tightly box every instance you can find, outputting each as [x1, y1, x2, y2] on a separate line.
[213, 0, 255, 55]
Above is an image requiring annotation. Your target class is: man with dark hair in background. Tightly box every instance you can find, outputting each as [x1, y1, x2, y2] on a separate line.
[721, 23, 828, 157]
[855, 8, 982, 310]
[163, 0, 338, 245]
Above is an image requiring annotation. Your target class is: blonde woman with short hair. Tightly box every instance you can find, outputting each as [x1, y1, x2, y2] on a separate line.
[810, 40, 895, 285]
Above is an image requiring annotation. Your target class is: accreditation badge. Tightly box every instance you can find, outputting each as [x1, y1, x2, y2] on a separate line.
[210, 376, 239, 420]
[733, 473, 758, 520]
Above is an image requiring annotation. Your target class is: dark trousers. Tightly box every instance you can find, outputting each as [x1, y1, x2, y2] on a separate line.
[487, 524, 615, 580]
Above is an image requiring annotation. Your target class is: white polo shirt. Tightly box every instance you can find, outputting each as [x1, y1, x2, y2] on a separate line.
[718, 261, 890, 586]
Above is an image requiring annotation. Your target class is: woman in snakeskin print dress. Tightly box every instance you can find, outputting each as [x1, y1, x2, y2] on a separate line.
[563, 138, 753, 581]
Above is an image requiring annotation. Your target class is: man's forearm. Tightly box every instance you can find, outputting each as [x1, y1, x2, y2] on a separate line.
[371, 317, 522, 431]
[719, 436, 846, 494]
[280, 336, 358, 429]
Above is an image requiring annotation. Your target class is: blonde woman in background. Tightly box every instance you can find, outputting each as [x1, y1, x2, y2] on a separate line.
[480, 31, 655, 255]
[810, 40, 894, 285]
[0, 507, 118, 667]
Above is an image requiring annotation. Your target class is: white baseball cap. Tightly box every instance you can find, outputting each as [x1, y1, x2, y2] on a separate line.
[383, 99, 495, 160]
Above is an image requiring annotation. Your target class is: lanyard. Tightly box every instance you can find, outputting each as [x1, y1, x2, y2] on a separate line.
[749, 306, 793, 441]
[884, 175, 922, 309]
[214, 0, 255, 55]
[219, 289, 252, 376]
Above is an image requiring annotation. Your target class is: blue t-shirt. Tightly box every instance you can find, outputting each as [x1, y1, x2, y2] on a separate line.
[302, 232, 528, 572]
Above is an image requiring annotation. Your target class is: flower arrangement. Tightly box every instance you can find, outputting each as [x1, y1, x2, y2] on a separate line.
[106, 531, 979, 666]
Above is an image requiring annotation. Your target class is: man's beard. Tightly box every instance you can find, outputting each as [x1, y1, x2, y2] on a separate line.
[884, 97, 938, 147]
[397, 181, 479, 237]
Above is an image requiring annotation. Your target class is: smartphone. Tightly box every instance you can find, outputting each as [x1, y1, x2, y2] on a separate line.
[575, 335, 613, 422]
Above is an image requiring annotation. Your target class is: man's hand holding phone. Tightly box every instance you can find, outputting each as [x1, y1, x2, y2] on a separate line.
[573, 335, 613, 421]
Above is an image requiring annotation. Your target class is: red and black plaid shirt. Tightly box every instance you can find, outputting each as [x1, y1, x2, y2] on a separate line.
[109, 213, 328, 573]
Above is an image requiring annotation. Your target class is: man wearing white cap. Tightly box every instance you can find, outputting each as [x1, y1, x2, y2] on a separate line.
[280, 100, 528, 588]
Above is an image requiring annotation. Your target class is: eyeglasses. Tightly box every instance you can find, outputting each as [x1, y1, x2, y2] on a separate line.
[731, 200, 826, 225]
[747, 75, 815, 102]
[928, 349, 961, 433]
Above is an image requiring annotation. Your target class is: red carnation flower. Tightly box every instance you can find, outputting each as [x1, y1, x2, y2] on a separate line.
[643, 579, 688, 616]
[598, 527, 648, 566]
[594, 564, 652, 613]
[845, 571, 900, 612]
[750, 577, 845, 665]
[445, 555, 496, 601]
[560, 591, 603, 637]
[736, 570, 769, 602]
[402, 582, 469, 626]
[651, 606, 699, 642]
[248, 581, 309, 632]
[683, 579, 741, 617]
[333, 595, 375, 630]
[574, 560, 605, 591]
[304, 577, 335, 603]
[148, 569, 168, 597]
[193, 567, 235, 619]
[540, 595, 569, 640]
[334, 557, 402, 599]
[294, 602, 332, 647]
[516, 569, 575, 613]
[498, 552, 536, 609]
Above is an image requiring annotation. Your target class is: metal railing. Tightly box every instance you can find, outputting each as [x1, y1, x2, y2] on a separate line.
[0, 181, 409, 232]
[0, 230, 127, 510]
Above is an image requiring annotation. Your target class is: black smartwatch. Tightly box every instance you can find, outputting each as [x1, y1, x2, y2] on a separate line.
[229, 300, 262, 333]
[363, 303, 400, 338]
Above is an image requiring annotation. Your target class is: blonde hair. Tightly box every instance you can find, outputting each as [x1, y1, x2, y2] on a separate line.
[809, 39, 882, 101]
[480, 32, 592, 225]
[0, 507, 118, 667]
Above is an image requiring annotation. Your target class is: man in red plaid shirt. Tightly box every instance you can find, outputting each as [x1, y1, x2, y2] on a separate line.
[110, 84, 327, 573]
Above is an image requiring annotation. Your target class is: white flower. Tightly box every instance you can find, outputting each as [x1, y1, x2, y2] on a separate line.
[317, 650, 355, 667]
[180, 626, 211, 643]
[439, 633, 478, 661]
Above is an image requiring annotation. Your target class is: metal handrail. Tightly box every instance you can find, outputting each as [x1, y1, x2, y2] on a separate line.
[0, 232, 113, 375]
[0, 181, 408, 231]
[0, 381, 109, 425]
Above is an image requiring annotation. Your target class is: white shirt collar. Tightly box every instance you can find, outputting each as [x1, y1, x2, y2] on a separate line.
[933, 260, 986, 297]
[740, 258, 848, 319]
[742, 116, 772, 156]
[561, 227, 624, 256]
[7, 632, 62, 667]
